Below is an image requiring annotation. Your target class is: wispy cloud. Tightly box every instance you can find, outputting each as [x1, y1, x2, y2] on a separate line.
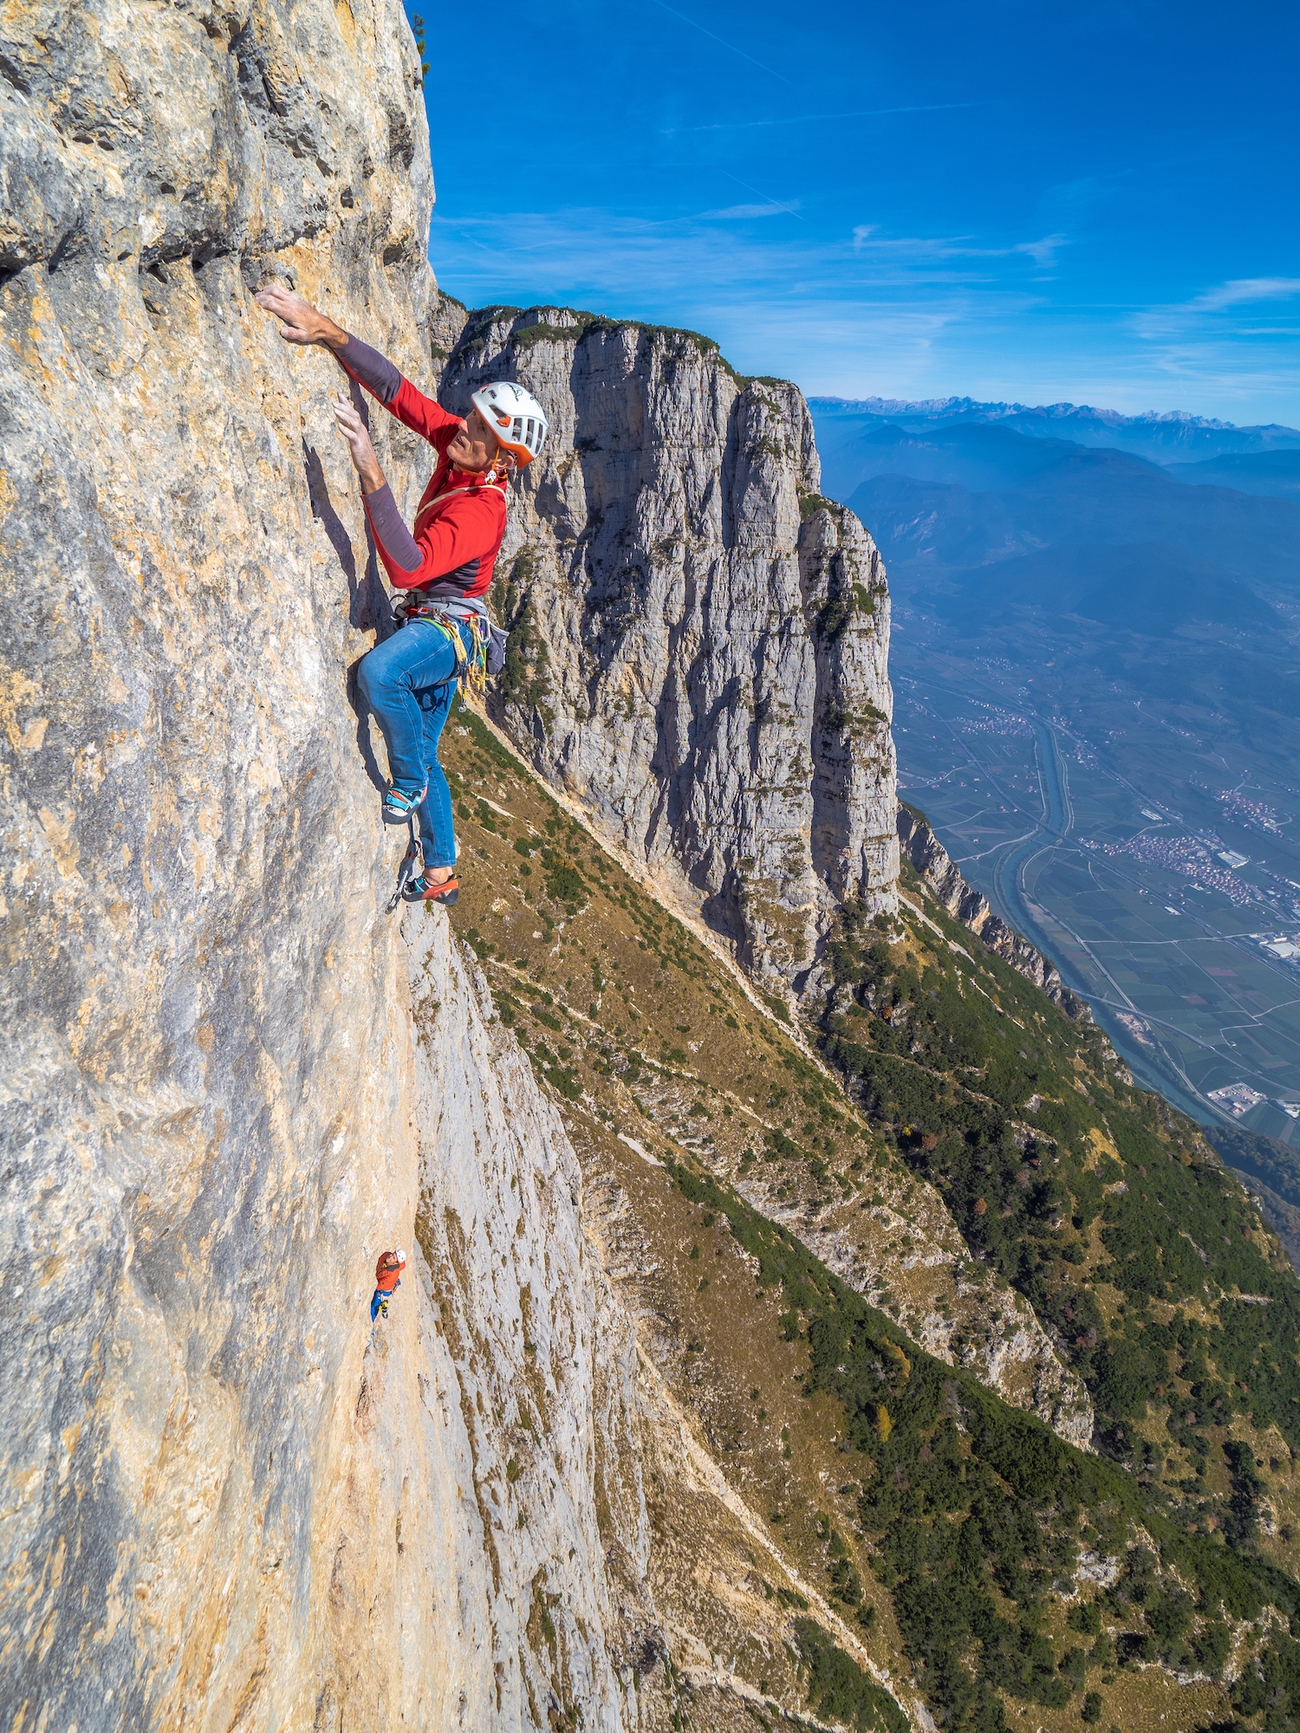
[1134, 276, 1300, 343]
[703, 201, 801, 219]
[1185, 277, 1300, 313]
[851, 225, 1070, 271]
[668, 102, 978, 134]
[1107, 277, 1300, 415]
[1014, 233, 1067, 268]
[430, 207, 1041, 390]
[427, 208, 1300, 423]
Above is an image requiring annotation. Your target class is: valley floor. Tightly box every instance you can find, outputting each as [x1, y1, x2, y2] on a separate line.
[890, 611, 1300, 1141]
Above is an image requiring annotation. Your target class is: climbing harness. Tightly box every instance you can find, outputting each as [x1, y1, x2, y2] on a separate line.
[392, 599, 500, 697]
[386, 817, 423, 915]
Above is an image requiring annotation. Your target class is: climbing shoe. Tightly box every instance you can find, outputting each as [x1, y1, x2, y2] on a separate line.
[402, 871, 459, 906]
[379, 1299, 389, 1319]
[383, 784, 426, 824]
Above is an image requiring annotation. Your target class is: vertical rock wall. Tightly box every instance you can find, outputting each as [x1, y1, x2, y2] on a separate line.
[0, 6, 677, 1727]
[435, 303, 900, 993]
[0, 0, 436, 1719]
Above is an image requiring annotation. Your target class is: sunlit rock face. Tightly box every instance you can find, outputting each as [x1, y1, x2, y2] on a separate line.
[436, 302, 900, 994]
[0, 7, 667, 1727]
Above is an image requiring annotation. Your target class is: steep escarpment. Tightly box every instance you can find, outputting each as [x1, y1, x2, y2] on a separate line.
[438, 709, 1300, 1733]
[439, 711, 1090, 1444]
[434, 299, 899, 996]
[897, 801, 1088, 1017]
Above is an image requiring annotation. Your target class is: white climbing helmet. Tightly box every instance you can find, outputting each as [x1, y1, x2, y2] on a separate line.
[395, 1247, 406, 1263]
[471, 380, 548, 467]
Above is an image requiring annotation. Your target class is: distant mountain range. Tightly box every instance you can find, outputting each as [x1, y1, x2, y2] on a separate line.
[804, 409, 1300, 642]
[810, 394, 1300, 471]
[809, 393, 1300, 1165]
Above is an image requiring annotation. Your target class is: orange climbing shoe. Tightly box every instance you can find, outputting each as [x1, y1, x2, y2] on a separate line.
[402, 871, 459, 906]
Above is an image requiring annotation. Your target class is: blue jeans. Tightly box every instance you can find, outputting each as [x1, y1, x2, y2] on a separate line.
[357, 619, 473, 870]
[371, 1285, 398, 1321]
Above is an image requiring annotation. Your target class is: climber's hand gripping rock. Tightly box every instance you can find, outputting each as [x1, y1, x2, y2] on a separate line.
[254, 285, 388, 494]
[330, 393, 384, 494]
[253, 283, 347, 350]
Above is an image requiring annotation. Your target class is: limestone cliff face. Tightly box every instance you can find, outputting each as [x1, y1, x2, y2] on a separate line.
[434, 302, 899, 994]
[896, 803, 1089, 1018]
[0, 11, 922, 1727]
[0, 7, 682, 1726]
[320, 913, 662, 1731]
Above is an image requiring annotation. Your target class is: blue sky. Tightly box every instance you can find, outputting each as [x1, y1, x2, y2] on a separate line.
[417, 1, 1300, 425]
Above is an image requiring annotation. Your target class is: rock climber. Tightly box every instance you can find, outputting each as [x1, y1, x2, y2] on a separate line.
[371, 1247, 406, 1321]
[255, 284, 548, 906]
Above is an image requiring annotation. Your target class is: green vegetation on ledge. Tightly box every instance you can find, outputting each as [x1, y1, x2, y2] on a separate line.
[819, 866, 1300, 1485]
[438, 701, 1300, 1731]
[670, 1157, 1300, 1733]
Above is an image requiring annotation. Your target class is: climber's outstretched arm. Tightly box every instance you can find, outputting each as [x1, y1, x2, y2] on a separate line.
[254, 284, 507, 587]
[254, 284, 459, 444]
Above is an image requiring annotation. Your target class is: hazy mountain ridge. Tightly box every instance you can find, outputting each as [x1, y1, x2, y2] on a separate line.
[812, 394, 1300, 466]
[806, 399, 1300, 650]
[1170, 449, 1300, 499]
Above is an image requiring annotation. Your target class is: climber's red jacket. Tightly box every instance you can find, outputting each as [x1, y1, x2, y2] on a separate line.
[334, 334, 507, 600]
[375, 1252, 406, 1293]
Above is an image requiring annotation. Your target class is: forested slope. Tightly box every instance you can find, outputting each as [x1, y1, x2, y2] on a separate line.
[818, 866, 1300, 1502]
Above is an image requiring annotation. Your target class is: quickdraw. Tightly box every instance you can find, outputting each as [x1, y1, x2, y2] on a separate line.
[421, 609, 490, 698]
[386, 816, 422, 915]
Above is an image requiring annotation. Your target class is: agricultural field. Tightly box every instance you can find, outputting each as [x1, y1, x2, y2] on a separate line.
[890, 610, 1300, 1144]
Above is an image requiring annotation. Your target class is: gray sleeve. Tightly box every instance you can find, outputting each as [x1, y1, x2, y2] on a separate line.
[335, 332, 403, 406]
[363, 484, 422, 574]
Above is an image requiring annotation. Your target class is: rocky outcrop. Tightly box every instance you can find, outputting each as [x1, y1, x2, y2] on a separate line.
[896, 803, 1089, 1018]
[0, 9, 920, 1727]
[434, 301, 899, 994]
[0, 7, 694, 1726]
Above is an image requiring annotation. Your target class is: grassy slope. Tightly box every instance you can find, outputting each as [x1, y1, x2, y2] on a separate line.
[435, 703, 1300, 1733]
[821, 872, 1300, 1533]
